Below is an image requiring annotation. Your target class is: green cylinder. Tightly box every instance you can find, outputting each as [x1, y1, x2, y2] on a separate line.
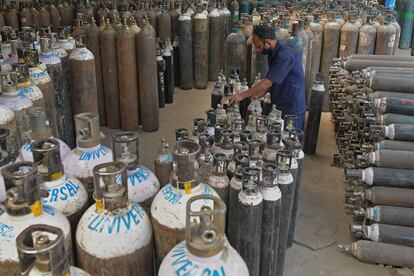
[381, 113, 414, 125]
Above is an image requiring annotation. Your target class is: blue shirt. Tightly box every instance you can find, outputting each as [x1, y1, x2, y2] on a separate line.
[266, 43, 306, 116]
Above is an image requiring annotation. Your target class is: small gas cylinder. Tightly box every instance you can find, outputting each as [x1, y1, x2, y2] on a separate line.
[208, 153, 230, 206]
[62, 113, 113, 202]
[112, 131, 160, 212]
[0, 162, 72, 275]
[159, 195, 249, 276]
[154, 138, 173, 188]
[76, 162, 153, 275]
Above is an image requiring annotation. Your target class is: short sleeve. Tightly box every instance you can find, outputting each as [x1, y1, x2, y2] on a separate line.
[266, 51, 295, 85]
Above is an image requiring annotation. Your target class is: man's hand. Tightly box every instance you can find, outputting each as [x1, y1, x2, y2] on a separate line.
[226, 93, 245, 105]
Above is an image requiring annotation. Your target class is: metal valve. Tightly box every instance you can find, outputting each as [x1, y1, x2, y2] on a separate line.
[31, 139, 64, 182]
[74, 113, 100, 148]
[112, 131, 140, 169]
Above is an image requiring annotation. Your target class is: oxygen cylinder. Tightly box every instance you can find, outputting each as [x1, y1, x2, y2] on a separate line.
[208, 152, 230, 206]
[287, 22, 304, 71]
[233, 167, 262, 276]
[357, 16, 377, 55]
[159, 195, 249, 276]
[32, 138, 88, 233]
[260, 163, 281, 276]
[391, 15, 401, 54]
[0, 129, 14, 203]
[304, 73, 325, 154]
[19, 4, 33, 28]
[86, 18, 106, 126]
[263, 129, 282, 163]
[172, 36, 180, 87]
[193, 9, 209, 89]
[76, 161, 153, 275]
[227, 141, 248, 179]
[157, 46, 166, 108]
[339, 16, 359, 57]
[137, 20, 159, 132]
[375, 19, 396, 55]
[373, 123, 414, 141]
[19, 108, 70, 162]
[39, 38, 75, 149]
[147, 6, 158, 34]
[220, 4, 231, 71]
[117, 20, 139, 131]
[31, 5, 41, 27]
[163, 41, 174, 104]
[0, 105, 19, 154]
[158, 9, 171, 42]
[154, 138, 173, 188]
[367, 149, 414, 170]
[351, 223, 414, 246]
[304, 17, 314, 93]
[320, 14, 341, 109]
[168, 4, 179, 40]
[208, 7, 222, 81]
[374, 97, 414, 116]
[178, 10, 193, 89]
[151, 140, 219, 267]
[62, 113, 113, 202]
[100, 21, 120, 129]
[399, 0, 414, 49]
[5, 4, 18, 30]
[17, 224, 89, 276]
[276, 150, 294, 276]
[375, 140, 414, 151]
[60, 1, 74, 27]
[48, 4, 60, 33]
[226, 25, 246, 79]
[69, 37, 99, 120]
[297, 20, 309, 75]
[0, 162, 72, 275]
[346, 167, 414, 188]
[354, 205, 414, 227]
[39, 5, 50, 27]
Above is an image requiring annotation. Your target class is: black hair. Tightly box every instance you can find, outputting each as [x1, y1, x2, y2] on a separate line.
[253, 24, 276, 40]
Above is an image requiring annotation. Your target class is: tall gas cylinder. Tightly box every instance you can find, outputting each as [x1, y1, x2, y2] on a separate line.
[32, 139, 88, 233]
[194, 9, 209, 89]
[208, 152, 230, 206]
[172, 36, 180, 87]
[0, 162, 72, 275]
[399, 0, 414, 49]
[375, 18, 396, 55]
[163, 41, 174, 104]
[308, 16, 323, 103]
[298, 20, 309, 75]
[287, 22, 305, 69]
[48, 3, 60, 33]
[137, 19, 160, 132]
[19, 3, 33, 28]
[178, 10, 193, 89]
[220, 4, 231, 71]
[0, 105, 19, 154]
[154, 138, 173, 188]
[391, 15, 401, 54]
[168, 3, 179, 40]
[260, 163, 281, 276]
[226, 24, 246, 78]
[39, 38, 75, 149]
[112, 131, 160, 211]
[60, 1, 74, 27]
[5, 4, 19, 31]
[357, 16, 377, 54]
[158, 8, 171, 42]
[117, 20, 139, 131]
[157, 46, 166, 108]
[86, 18, 106, 126]
[16, 224, 89, 275]
[339, 16, 359, 57]
[159, 195, 249, 276]
[62, 113, 113, 202]
[151, 140, 219, 267]
[69, 36, 99, 123]
[39, 5, 51, 27]
[320, 13, 341, 109]
[208, 7, 222, 81]
[0, 129, 14, 203]
[76, 161, 153, 275]
[100, 21, 120, 129]
[147, 6, 158, 34]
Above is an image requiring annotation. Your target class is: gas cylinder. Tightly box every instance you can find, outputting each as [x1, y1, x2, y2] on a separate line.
[0, 71, 33, 145]
[151, 140, 219, 267]
[320, 13, 341, 109]
[157, 45, 166, 108]
[193, 9, 209, 89]
[0, 129, 14, 202]
[76, 161, 153, 275]
[7, 39, 19, 66]
[260, 163, 281, 276]
[19, 3, 33, 28]
[32, 138, 88, 232]
[297, 20, 309, 75]
[158, 8, 171, 42]
[19, 108, 70, 162]
[208, 152, 230, 206]
[372, 123, 414, 142]
[30, 5, 41, 27]
[58, 30, 76, 54]
[5, 4, 19, 30]
[39, 5, 50, 27]
[60, 1, 74, 27]
[0, 162, 72, 275]
[346, 167, 414, 188]
[226, 24, 246, 79]
[163, 40, 174, 104]
[62, 113, 113, 202]
[399, 0, 414, 49]
[391, 15, 401, 54]
[263, 129, 283, 163]
[374, 97, 414, 116]
[229, 0, 239, 31]
[220, 4, 231, 71]
[154, 138, 173, 188]
[347, 186, 414, 208]
[366, 149, 414, 170]
[268, 105, 284, 130]
[15, 59, 44, 110]
[351, 223, 414, 246]
[375, 18, 396, 55]
[214, 129, 235, 159]
[354, 205, 414, 227]
[233, 167, 263, 276]
[227, 141, 248, 179]
[136, 19, 159, 132]
[178, 10, 193, 89]
[0, 105, 19, 154]
[211, 75, 224, 109]
[112, 131, 160, 211]
[172, 36, 180, 87]
[100, 20, 120, 129]
[375, 140, 414, 151]
[159, 195, 249, 275]
[168, 4, 179, 40]
[117, 20, 139, 131]
[208, 7, 222, 81]
[86, 18, 106, 126]
[276, 150, 294, 276]
[48, 3, 60, 33]
[287, 22, 305, 71]
[69, 36, 99, 122]
[246, 36, 253, 85]
[39, 37, 75, 149]
[17, 224, 89, 276]
[308, 16, 323, 102]
[357, 15, 377, 55]
[339, 16, 359, 58]
[147, 5, 158, 34]
[304, 17, 314, 92]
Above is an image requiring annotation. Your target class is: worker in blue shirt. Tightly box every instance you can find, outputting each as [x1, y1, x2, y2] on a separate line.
[227, 24, 306, 129]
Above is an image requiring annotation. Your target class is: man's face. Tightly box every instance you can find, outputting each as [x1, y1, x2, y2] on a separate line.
[252, 35, 265, 53]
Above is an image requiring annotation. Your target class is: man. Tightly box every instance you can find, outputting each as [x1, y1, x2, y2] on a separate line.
[227, 24, 306, 129]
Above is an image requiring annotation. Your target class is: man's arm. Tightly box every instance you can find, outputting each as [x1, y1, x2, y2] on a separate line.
[228, 79, 273, 104]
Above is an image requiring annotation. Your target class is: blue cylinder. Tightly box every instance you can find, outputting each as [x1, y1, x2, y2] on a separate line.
[286, 22, 304, 64]
[399, 0, 414, 49]
[240, 0, 250, 15]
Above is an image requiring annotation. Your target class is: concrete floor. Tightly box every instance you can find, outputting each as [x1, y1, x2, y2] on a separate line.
[102, 83, 406, 276]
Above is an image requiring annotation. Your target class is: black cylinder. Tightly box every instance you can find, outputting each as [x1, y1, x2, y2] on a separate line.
[368, 187, 414, 208]
[163, 48, 174, 104]
[372, 206, 414, 227]
[178, 13, 193, 90]
[372, 167, 414, 188]
[376, 224, 414, 246]
[157, 50, 166, 108]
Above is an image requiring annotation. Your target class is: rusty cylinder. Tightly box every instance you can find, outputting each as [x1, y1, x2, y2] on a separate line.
[100, 21, 120, 129]
[193, 10, 209, 89]
[30, 6, 41, 27]
[168, 6, 179, 40]
[147, 8, 158, 35]
[157, 9, 171, 42]
[48, 4, 61, 33]
[5, 5, 19, 30]
[86, 19, 106, 126]
[339, 17, 359, 58]
[19, 5, 33, 28]
[357, 16, 377, 55]
[375, 19, 396, 55]
[116, 21, 139, 131]
[59, 2, 74, 27]
[178, 11, 193, 90]
[69, 38, 99, 120]
[137, 20, 159, 132]
[39, 5, 51, 27]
